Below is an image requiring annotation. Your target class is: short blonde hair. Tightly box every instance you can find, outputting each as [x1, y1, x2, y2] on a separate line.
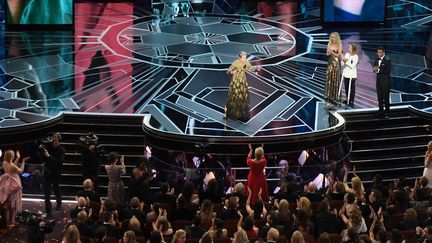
[128, 216, 141, 233]
[83, 179, 93, 190]
[254, 147, 264, 161]
[239, 51, 247, 58]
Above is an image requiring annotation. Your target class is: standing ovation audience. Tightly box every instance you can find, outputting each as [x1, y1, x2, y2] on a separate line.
[105, 152, 126, 205]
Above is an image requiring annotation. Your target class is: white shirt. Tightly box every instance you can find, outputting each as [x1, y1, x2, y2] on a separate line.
[342, 53, 359, 79]
[378, 55, 385, 73]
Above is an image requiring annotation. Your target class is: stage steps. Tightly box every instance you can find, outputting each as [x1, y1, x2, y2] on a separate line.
[47, 113, 146, 199]
[341, 108, 432, 186]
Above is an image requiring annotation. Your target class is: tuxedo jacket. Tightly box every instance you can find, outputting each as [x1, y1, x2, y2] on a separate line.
[374, 56, 391, 82]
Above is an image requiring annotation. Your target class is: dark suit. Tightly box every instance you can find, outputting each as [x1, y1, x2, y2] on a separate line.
[42, 143, 66, 213]
[373, 56, 391, 115]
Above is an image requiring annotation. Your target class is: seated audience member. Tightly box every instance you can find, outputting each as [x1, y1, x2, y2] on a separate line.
[74, 211, 94, 238]
[128, 215, 144, 236]
[275, 199, 291, 221]
[63, 225, 81, 243]
[210, 217, 227, 238]
[340, 193, 359, 218]
[400, 208, 418, 230]
[371, 174, 389, 198]
[101, 211, 122, 240]
[246, 187, 267, 220]
[232, 228, 248, 243]
[415, 225, 432, 243]
[219, 196, 241, 220]
[122, 197, 146, 223]
[123, 230, 137, 243]
[199, 199, 214, 221]
[341, 208, 367, 234]
[242, 216, 259, 238]
[291, 230, 305, 243]
[314, 200, 339, 236]
[326, 181, 346, 201]
[302, 181, 324, 202]
[94, 226, 107, 243]
[182, 180, 199, 205]
[172, 195, 194, 221]
[266, 227, 279, 243]
[70, 196, 90, 220]
[199, 178, 221, 203]
[154, 182, 176, 209]
[413, 176, 432, 202]
[226, 182, 246, 206]
[292, 208, 315, 236]
[189, 214, 205, 239]
[421, 207, 432, 227]
[341, 227, 357, 243]
[171, 229, 187, 243]
[199, 231, 213, 243]
[317, 232, 331, 243]
[155, 208, 173, 239]
[260, 210, 285, 239]
[76, 179, 100, 203]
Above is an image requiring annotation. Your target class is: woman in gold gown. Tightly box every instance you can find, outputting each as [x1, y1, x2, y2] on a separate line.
[325, 32, 343, 107]
[225, 51, 259, 121]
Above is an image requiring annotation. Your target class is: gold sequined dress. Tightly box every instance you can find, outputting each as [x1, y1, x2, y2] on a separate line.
[325, 49, 342, 104]
[226, 59, 256, 121]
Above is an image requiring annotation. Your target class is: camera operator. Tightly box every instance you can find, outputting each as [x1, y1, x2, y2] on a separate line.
[39, 132, 65, 216]
[78, 132, 102, 189]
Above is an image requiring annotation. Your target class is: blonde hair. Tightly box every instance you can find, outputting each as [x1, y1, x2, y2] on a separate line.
[351, 177, 364, 198]
[278, 199, 290, 217]
[172, 229, 186, 243]
[254, 147, 264, 161]
[4, 150, 14, 162]
[329, 32, 342, 46]
[291, 230, 305, 243]
[297, 197, 312, 217]
[239, 51, 247, 58]
[123, 230, 137, 243]
[83, 179, 93, 190]
[233, 228, 249, 243]
[63, 225, 81, 243]
[128, 216, 141, 233]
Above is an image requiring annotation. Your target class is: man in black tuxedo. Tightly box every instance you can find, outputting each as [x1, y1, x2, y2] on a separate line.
[373, 47, 392, 118]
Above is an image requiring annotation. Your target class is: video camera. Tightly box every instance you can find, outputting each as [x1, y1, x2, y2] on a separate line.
[16, 210, 55, 233]
[78, 132, 104, 154]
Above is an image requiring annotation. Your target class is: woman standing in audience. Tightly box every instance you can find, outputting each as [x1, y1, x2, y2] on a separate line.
[423, 141, 432, 188]
[105, 152, 126, 205]
[245, 143, 269, 205]
[0, 150, 29, 228]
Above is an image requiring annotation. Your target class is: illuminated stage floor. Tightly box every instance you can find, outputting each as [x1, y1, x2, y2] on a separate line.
[0, 0, 431, 138]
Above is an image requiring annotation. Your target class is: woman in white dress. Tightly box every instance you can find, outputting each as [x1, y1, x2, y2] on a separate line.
[423, 141, 432, 188]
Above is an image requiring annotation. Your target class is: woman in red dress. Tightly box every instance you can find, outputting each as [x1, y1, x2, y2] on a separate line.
[245, 144, 269, 205]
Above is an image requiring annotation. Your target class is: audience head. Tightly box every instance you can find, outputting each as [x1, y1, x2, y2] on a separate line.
[234, 182, 245, 194]
[373, 174, 384, 186]
[253, 198, 264, 219]
[358, 234, 372, 243]
[403, 208, 417, 222]
[377, 230, 387, 243]
[228, 196, 239, 209]
[349, 209, 363, 228]
[254, 147, 264, 160]
[267, 210, 279, 225]
[420, 176, 429, 187]
[242, 216, 255, 231]
[150, 230, 163, 243]
[4, 150, 14, 162]
[95, 226, 107, 241]
[345, 192, 356, 204]
[199, 231, 213, 243]
[77, 211, 88, 224]
[130, 197, 140, 209]
[107, 152, 119, 165]
[291, 230, 305, 243]
[172, 229, 187, 243]
[297, 197, 312, 216]
[182, 180, 195, 202]
[266, 227, 279, 242]
[232, 228, 249, 243]
[123, 230, 136, 243]
[63, 225, 80, 243]
[351, 176, 364, 196]
[77, 197, 87, 207]
[102, 212, 115, 225]
[201, 199, 213, 215]
[136, 157, 149, 170]
[333, 181, 346, 194]
[307, 182, 317, 193]
[128, 216, 141, 233]
[278, 199, 289, 217]
[103, 198, 116, 212]
[427, 207, 432, 218]
[161, 182, 170, 194]
[369, 189, 382, 203]
[318, 199, 330, 214]
[83, 179, 93, 191]
[207, 179, 218, 194]
[317, 232, 331, 243]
